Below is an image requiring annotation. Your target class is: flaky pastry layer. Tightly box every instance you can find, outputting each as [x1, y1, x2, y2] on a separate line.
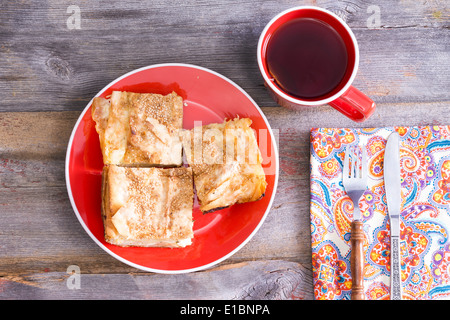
[92, 91, 183, 166]
[102, 165, 194, 247]
[180, 118, 267, 213]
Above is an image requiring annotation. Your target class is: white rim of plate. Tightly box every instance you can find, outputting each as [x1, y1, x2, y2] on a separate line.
[65, 63, 280, 274]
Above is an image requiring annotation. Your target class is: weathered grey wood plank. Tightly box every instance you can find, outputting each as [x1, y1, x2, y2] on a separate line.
[0, 0, 449, 299]
[2, 0, 447, 31]
[0, 182, 308, 274]
[0, 110, 313, 276]
[0, 260, 313, 300]
[0, 0, 448, 112]
[1, 102, 449, 278]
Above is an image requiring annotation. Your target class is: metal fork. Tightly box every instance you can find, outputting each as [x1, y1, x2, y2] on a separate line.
[343, 145, 368, 300]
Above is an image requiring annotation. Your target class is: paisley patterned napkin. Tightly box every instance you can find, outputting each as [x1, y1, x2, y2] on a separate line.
[310, 126, 450, 300]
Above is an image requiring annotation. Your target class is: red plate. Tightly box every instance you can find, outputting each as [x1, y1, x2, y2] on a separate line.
[65, 64, 279, 273]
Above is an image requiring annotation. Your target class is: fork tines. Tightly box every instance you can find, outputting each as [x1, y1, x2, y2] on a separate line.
[343, 145, 367, 179]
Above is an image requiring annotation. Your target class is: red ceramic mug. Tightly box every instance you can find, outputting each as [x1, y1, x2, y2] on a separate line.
[257, 6, 376, 122]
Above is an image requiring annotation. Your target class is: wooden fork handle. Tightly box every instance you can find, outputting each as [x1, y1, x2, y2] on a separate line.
[351, 220, 365, 300]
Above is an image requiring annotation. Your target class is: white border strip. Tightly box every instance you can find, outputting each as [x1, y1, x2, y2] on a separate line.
[65, 63, 280, 274]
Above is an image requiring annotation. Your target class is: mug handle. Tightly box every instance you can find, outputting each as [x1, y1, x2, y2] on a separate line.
[328, 86, 376, 122]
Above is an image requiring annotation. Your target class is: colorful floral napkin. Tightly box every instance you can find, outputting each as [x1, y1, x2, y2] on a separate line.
[310, 126, 450, 300]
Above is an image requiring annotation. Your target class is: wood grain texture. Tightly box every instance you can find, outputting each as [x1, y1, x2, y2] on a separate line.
[0, 260, 313, 300]
[350, 221, 365, 300]
[1, 101, 449, 299]
[0, 0, 449, 300]
[0, 0, 448, 111]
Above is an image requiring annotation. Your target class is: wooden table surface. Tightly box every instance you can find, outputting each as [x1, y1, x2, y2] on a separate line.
[0, 0, 448, 300]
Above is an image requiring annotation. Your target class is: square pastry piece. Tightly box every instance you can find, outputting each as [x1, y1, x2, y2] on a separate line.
[180, 118, 267, 213]
[92, 91, 183, 166]
[102, 165, 194, 247]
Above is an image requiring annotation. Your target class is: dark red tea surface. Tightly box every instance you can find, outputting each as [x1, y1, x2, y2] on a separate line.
[267, 17, 348, 100]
